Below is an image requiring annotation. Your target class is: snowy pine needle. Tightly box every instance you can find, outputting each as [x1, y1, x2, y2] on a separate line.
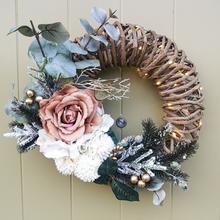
[4, 123, 39, 152]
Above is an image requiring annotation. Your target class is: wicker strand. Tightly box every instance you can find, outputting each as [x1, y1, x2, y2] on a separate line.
[73, 22, 204, 153]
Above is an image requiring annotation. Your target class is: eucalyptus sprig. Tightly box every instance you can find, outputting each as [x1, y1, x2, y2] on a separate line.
[8, 20, 70, 58]
[79, 7, 120, 52]
[7, 7, 119, 79]
[8, 20, 99, 78]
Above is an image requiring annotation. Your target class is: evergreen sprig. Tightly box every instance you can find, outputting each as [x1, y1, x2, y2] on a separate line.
[18, 103, 41, 126]
[159, 141, 199, 164]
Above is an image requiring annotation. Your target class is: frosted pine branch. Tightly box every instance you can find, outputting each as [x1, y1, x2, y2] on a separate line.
[4, 123, 39, 152]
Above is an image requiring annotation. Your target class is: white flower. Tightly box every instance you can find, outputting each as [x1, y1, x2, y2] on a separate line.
[36, 114, 115, 182]
[55, 157, 76, 175]
[36, 129, 80, 161]
[73, 155, 101, 182]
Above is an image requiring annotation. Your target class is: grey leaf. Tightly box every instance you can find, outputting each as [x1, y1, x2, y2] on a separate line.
[91, 7, 107, 24]
[8, 25, 34, 37]
[63, 40, 88, 55]
[57, 44, 70, 56]
[152, 189, 166, 206]
[38, 22, 70, 43]
[91, 35, 108, 46]
[104, 23, 120, 41]
[75, 59, 100, 69]
[45, 54, 76, 77]
[146, 178, 164, 192]
[80, 18, 94, 34]
[28, 38, 58, 64]
[80, 36, 100, 52]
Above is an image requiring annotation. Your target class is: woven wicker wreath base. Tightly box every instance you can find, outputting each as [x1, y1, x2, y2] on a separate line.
[74, 22, 204, 153]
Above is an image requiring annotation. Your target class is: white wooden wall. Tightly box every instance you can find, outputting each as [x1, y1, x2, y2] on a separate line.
[0, 0, 219, 220]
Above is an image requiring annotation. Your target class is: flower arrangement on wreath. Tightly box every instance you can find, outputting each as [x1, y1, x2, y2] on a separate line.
[4, 7, 200, 205]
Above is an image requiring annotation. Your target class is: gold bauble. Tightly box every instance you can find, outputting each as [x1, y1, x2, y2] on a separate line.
[112, 156, 117, 161]
[118, 146, 124, 151]
[35, 96, 43, 102]
[137, 180, 146, 188]
[141, 173, 151, 183]
[130, 175, 138, 184]
[26, 89, 34, 97]
[25, 98, 33, 105]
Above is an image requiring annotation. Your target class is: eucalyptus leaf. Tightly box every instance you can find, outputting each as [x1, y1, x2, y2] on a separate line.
[75, 59, 100, 69]
[80, 18, 94, 34]
[57, 44, 70, 56]
[28, 38, 58, 64]
[63, 40, 88, 55]
[8, 25, 34, 37]
[104, 23, 120, 41]
[91, 35, 108, 46]
[91, 7, 107, 24]
[45, 54, 76, 77]
[80, 36, 100, 52]
[111, 179, 139, 201]
[38, 22, 70, 43]
[152, 189, 166, 206]
[146, 177, 164, 192]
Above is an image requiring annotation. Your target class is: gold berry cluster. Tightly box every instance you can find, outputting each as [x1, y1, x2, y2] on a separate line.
[110, 145, 124, 161]
[25, 89, 43, 105]
[130, 173, 151, 188]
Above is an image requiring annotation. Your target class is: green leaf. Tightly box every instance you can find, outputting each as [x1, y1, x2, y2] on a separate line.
[94, 175, 109, 185]
[107, 129, 118, 145]
[91, 35, 108, 46]
[98, 158, 118, 176]
[8, 25, 34, 37]
[104, 23, 120, 41]
[91, 7, 107, 24]
[111, 179, 139, 201]
[38, 22, 70, 43]
[80, 18, 94, 34]
[74, 59, 100, 69]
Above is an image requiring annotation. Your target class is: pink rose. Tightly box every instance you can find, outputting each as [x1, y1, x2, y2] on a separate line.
[39, 84, 102, 144]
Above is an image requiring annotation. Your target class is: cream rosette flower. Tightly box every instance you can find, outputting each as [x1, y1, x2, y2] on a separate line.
[36, 114, 115, 182]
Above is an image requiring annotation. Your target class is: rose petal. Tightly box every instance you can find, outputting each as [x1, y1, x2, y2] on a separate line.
[58, 125, 85, 143]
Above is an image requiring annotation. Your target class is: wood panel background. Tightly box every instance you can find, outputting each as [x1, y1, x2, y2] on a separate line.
[0, 0, 219, 220]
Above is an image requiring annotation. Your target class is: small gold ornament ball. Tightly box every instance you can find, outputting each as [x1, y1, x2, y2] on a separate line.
[25, 98, 33, 105]
[112, 156, 117, 161]
[137, 180, 146, 188]
[130, 175, 139, 184]
[141, 173, 151, 183]
[26, 89, 34, 97]
[35, 96, 43, 103]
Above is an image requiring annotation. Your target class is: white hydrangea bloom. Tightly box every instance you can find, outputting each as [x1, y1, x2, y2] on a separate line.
[55, 157, 76, 175]
[36, 114, 115, 182]
[73, 155, 101, 182]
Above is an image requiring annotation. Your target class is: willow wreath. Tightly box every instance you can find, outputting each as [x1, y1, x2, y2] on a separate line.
[4, 7, 204, 205]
